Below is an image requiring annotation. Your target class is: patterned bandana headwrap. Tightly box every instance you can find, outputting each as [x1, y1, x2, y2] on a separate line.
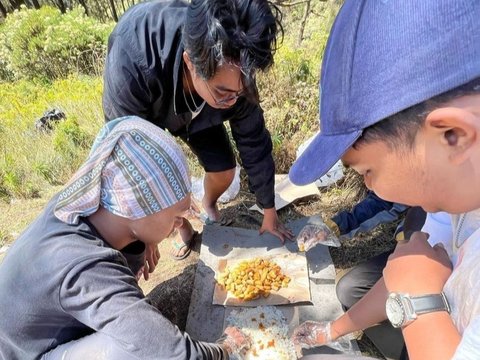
[55, 116, 191, 224]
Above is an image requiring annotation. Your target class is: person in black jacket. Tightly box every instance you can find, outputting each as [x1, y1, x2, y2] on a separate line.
[103, 0, 293, 264]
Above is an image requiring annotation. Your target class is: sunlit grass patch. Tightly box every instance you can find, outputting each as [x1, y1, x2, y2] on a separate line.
[0, 76, 104, 200]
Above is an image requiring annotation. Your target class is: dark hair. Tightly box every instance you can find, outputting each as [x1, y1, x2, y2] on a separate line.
[183, 0, 283, 104]
[354, 77, 480, 151]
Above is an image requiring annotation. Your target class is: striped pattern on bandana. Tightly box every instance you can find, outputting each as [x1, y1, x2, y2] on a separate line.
[54, 116, 191, 224]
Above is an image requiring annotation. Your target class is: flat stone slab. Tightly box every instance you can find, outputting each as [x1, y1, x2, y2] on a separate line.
[186, 215, 360, 356]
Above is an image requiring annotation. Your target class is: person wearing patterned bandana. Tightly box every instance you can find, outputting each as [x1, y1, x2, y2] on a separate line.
[0, 117, 249, 360]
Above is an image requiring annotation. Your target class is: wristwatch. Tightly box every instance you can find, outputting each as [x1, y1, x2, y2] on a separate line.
[385, 292, 450, 328]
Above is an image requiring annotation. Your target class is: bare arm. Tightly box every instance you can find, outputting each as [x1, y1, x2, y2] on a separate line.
[330, 277, 389, 339]
[383, 232, 459, 359]
[402, 311, 459, 360]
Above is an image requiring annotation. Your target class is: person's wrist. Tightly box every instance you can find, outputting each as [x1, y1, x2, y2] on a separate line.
[386, 281, 445, 296]
[220, 342, 233, 356]
[216, 333, 234, 355]
[329, 320, 341, 341]
[313, 321, 334, 344]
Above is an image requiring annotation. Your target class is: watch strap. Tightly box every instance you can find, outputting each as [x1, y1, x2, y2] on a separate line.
[410, 292, 450, 315]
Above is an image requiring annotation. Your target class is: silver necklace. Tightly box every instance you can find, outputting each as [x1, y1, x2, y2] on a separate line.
[182, 64, 204, 114]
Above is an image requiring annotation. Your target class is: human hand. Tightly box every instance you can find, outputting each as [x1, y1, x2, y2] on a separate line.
[259, 208, 294, 243]
[383, 231, 452, 295]
[219, 326, 250, 356]
[292, 321, 334, 349]
[142, 243, 160, 281]
[187, 198, 202, 218]
[296, 223, 340, 251]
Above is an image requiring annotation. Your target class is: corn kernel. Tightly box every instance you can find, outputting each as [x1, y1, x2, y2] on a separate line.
[217, 257, 290, 301]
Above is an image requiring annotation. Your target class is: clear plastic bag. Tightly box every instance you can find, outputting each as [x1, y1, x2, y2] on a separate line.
[191, 165, 241, 203]
[297, 224, 341, 251]
[293, 320, 356, 356]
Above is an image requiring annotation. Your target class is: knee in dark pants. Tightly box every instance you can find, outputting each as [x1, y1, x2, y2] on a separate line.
[336, 271, 361, 310]
[336, 251, 392, 310]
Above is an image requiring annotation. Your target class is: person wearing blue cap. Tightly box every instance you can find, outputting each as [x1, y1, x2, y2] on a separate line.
[291, 0, 480, 359]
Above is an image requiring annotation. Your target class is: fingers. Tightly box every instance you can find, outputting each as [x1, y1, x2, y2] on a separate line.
[259, 226, 285, 244]
[143, 262, 150, 281]
[189, 199, 201, 216]
[292, 329, 308, 346]
[292, 322, 318, 348]
[222, 327, 251, 354]
[146, 244, 160, 274]
[279, 224, 295, 241]
[223, 326, 238, 337]
[391, 231, 431, 258]
[293, 321, 314, 337]
[148, 249, 160, 269]
[272, 229, 286, 244]
[433, 243, 453, 269]
[259, 223, 294, 244]
[384, 230, 452, 294]
[136, 266, 145, 281]
[303, 233, 327, 251]
[292, 324, 308, 339]
[224, 326, 247, 341]
[409, 231, 430, 244]
[146, 260, 155, 274]
[153, 246, 160, 265]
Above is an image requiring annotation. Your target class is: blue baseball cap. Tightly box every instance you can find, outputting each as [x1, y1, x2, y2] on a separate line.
[289, 0, 480, 185]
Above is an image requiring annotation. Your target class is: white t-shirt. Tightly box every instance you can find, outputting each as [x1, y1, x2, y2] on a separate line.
[422, 211, 480, 359]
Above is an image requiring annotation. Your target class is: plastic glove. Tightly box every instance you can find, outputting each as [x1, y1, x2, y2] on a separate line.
[292, 320, 332, 349]
[296, 223, 340, 252]
[218, 326, 250, 356]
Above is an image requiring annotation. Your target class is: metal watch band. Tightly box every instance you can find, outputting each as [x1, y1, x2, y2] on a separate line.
[410, 292, 450, 315]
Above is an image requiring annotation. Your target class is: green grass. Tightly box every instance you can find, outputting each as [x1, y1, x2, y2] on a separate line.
[0, 76, 104, 200]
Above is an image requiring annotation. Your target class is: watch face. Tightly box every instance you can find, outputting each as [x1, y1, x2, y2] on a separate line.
[386, 295, 405, 328]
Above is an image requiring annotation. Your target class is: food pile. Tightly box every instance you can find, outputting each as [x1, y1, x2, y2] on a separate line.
[217, 258, 291, 301]
[227, 306, 297, 360]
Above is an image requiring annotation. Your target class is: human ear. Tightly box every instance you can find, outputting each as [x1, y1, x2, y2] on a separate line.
[183, 51, 194, 72]
[425, 107, 479, 165]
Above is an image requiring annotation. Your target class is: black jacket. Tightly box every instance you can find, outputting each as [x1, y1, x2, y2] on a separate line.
[102, 0, 275, 208]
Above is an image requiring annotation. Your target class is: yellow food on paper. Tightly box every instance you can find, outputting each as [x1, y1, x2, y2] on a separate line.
[217, 258, 291, 301]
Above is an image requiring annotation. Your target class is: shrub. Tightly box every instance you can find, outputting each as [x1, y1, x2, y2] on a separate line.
[52, 117, 90, 161]
[0, 6, 113, 81]
[0, 76, 103, 201]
